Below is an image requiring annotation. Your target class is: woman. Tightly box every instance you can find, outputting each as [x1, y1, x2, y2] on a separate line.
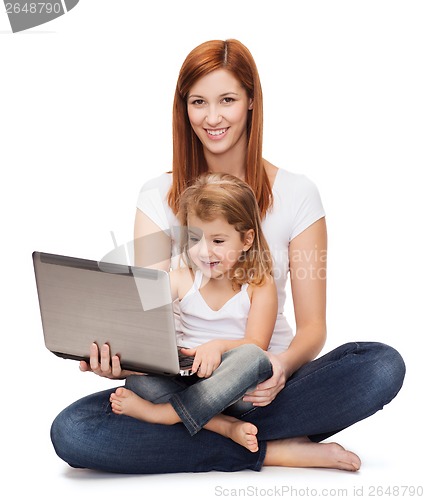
[50, 39, 405, 473]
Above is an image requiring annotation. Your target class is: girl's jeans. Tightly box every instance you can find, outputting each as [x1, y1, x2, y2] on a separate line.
[125, 344, 273, 435]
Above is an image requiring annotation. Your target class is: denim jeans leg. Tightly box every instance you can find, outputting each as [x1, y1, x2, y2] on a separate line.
[169, 344, 273, 435]
[50, 388, 266, 473]
[125, 373, 189, 403]
[244, 342, 406, 442]
[223, 397, 258, 419]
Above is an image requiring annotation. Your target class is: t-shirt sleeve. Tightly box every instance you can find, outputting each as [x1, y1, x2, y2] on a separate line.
[290, 175, 326, 241]
[136, 175, 172, 232]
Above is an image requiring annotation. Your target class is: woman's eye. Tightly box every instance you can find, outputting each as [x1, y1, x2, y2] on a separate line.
[191, 99, 204, 106]
[213, 239, 224, 245]
[222, 97, 234, 104]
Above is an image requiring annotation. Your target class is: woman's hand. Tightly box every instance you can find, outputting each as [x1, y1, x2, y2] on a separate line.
[180, 340, 224, 378]
[79, 343, 134, 379]
[242, 352, 287, 406]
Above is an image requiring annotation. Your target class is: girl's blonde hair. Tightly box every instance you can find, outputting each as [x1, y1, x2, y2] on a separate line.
[177, 173, 273, 286]
[168, 39, 273, 219]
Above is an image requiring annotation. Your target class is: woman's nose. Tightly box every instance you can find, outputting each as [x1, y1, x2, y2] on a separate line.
[205, 107, 222, 127]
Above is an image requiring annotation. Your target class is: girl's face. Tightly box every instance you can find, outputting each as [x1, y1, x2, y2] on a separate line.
[187, 214, 254, 280]
[187, 69, 253, 159]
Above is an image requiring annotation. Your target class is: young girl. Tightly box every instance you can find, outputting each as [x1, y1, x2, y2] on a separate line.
[109, 172, 277, 452]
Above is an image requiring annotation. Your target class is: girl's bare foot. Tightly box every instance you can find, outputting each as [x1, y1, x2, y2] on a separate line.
[204, 414, 260, 452]
[110, 387, 179, 424]
[110, 387, 149, 419]
[264, 436, 361, 471]
[229, 421, 259, 452]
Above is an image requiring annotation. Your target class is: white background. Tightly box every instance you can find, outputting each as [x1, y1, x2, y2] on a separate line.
[1, 1, 424, 497]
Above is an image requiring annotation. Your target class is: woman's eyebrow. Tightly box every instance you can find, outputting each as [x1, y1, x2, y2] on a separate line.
[187, 92, 240, 99]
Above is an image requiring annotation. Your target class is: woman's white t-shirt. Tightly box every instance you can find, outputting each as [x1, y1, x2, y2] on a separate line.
[136, 168, 325, 353]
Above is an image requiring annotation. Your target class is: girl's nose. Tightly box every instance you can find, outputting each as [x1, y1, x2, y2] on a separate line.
[197, 237, 211, 258]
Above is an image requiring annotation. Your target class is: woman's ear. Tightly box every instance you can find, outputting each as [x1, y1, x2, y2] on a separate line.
[243, 229, 255, 251]
[248, 98, 254, 110]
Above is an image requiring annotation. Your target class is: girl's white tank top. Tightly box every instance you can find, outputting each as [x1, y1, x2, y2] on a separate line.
[177, 270, 251, 348]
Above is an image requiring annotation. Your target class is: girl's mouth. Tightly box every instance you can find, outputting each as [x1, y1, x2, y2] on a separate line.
[201, 260, 220, 268]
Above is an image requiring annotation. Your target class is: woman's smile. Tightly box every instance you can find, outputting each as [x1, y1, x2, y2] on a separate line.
[205, 127, 229, 139]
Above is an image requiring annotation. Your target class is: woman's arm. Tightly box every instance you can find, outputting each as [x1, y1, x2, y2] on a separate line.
[134, 208, 172, 270]
[281, 216, 327, 376]
[243, 217, 327, 405]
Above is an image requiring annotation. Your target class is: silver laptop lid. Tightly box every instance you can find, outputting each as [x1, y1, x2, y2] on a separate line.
[33, 251, 182, 376]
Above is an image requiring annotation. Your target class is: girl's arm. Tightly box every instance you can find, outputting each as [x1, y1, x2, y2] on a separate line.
[243, 217, 327, 405]
[168, 268, 188, 302]
[243, 276, 278, 349]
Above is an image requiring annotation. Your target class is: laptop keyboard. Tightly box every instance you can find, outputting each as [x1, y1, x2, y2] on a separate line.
[177, 347, 195, 369]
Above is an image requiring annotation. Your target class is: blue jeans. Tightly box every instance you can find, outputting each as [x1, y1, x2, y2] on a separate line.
[50, 342, 405, 473]
[125, 344, 273, 435]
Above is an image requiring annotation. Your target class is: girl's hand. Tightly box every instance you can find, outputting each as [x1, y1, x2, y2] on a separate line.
[180, 340, 224, 378]
[242, 352, 287, 406]
[79, 343, 134, 379]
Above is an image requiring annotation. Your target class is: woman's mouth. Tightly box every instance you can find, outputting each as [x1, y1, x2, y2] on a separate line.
[206, 128, 229, 139]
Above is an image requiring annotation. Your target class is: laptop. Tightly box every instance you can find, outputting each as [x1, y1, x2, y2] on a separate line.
[32, 251, 194, 376]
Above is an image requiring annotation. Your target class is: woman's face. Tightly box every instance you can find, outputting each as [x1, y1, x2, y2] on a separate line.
[187, 69, 253, 158]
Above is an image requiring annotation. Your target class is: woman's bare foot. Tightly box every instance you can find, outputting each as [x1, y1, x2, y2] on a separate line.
[110, 387, 179, 424]
[264, 436, 361, 471]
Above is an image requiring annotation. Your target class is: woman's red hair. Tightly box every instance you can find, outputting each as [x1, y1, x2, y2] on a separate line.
[168, 39, 273, 218]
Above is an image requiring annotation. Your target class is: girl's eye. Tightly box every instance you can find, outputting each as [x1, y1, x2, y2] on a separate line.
[190, 99, 205, 106]
[222, 97, 234, 104]
[213, 239, 224, 245]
